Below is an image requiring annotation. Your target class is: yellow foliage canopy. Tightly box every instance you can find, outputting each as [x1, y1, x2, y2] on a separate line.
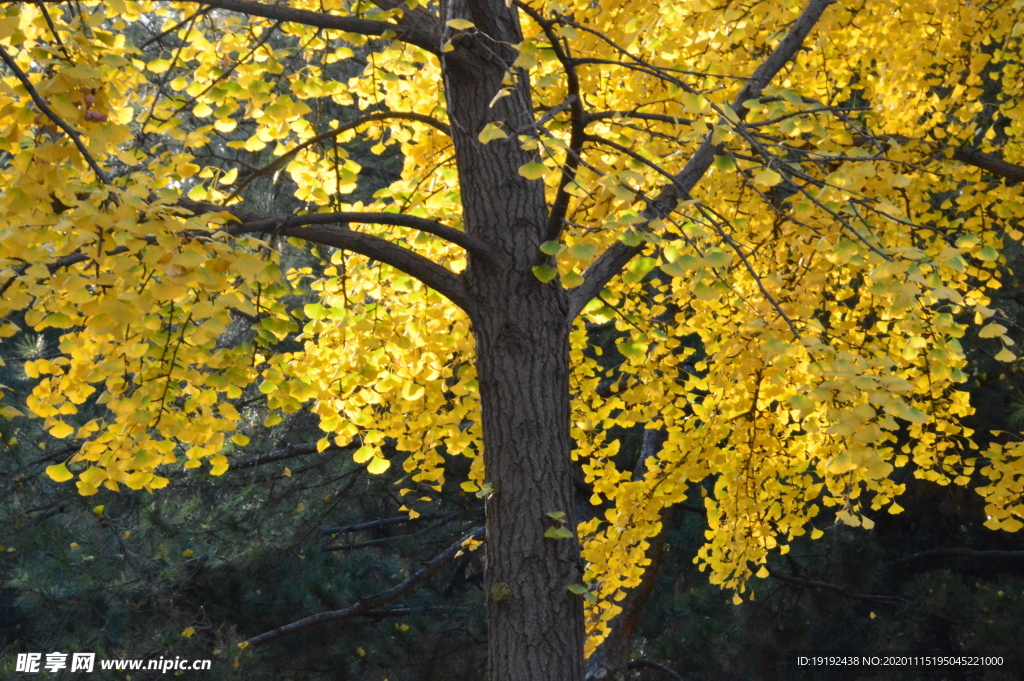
[1, 0, 1023, 656]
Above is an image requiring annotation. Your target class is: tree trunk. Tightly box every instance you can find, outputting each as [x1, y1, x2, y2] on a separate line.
[474, 289, 584, 681]
[441, 1, 586, 679]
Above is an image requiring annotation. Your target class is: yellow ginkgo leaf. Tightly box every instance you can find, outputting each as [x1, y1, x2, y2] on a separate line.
[46, 463, 74, 483]
[752, 168, 783, 187]
[518, 161, 547, 180]
[477, 122, 509, 144]
[367, 456, 391, 475]
[49, 421, 74, 438]
[353, 446, 376, 464]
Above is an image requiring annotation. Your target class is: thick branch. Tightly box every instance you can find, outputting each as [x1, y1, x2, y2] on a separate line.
[0, 45, 112, 184]
[853, 135, 1024, 185]
[514, 2, 586, 242]
[219, 210, 491, 261]
[244, 527, 484, 647]
[569, 0, 836, 318]
[14, 201, 481, 314]
[952, 146, 1024, 184]
[225, 219, 474, 311]
[180, 0, 441, 54]
[174, 200, 478, 310]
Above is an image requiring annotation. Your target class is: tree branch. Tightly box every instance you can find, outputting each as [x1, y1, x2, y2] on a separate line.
[770, 572, 909, 607]
[888, 548, 1024, 567]
[174, 201, 478, 310]
[229, 442, 344, 471]
[852, 134, 1024, 185]
[584, 110, 695, 127]
[180, 199, 490, 261]
[227, 210, 489, 261]
[177, 0, 441, 54]
[323, 513, 461, 551]
[951, 146, 1024, 184]
[225, 218, 475, 311]
[139, 6, 212, 49]
[514, 2, 586, 242]
[9, 200, 483, 314]
[0, 44, 112, 184]
[322, 512, 459, 536]
[244, 527, 484, 648]
[569, 0, 836, 319]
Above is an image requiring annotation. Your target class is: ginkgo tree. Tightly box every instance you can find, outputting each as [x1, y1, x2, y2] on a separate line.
[2, 0, 1024, 679]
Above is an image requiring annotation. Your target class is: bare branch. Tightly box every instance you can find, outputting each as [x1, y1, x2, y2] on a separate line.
[323, 513, 461, 551]
[322, 512, 460, 536]
[569, 0, 837, 319]
[244, 527, 484, 648]
[229, 442, 345, 471]
[585, 110, 695, 127]
[0, 45, 112, 184]
[34, 0, 73, 61]
[139, 6, 211, 49]
[770, 572, 909, 607]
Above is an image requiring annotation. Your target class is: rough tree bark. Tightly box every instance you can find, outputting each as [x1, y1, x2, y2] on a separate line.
[444, 1, 585, 679]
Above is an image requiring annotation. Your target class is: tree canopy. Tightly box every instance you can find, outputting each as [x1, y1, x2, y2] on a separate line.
[2, 0, 1024, 678]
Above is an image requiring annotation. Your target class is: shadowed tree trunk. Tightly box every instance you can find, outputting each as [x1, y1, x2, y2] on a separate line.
[445, 1, 585, 679]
